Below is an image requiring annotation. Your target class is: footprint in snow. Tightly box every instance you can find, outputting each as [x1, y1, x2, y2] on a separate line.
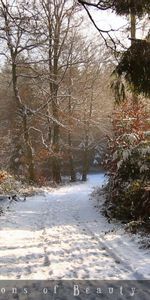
[44, 257, 50, 266]
[49, 270, 53, 276]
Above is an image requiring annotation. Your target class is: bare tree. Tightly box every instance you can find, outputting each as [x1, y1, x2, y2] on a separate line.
[0, 0, 44, 181]
[33, 0, 79, 183]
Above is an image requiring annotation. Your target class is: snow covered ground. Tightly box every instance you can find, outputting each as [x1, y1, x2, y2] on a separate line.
[0, 173, 149, 280]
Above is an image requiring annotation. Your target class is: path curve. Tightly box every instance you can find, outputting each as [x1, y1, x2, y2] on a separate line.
[0, 174, 149, 280]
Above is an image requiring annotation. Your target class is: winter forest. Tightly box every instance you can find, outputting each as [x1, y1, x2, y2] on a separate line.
[0, 0, 150, 291]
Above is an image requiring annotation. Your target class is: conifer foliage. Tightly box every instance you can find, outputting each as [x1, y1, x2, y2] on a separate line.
[114, 40, 150, 98]
[110, 0, 150, 16]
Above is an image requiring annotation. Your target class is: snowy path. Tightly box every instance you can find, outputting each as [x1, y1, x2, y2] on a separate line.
[0, 174, 149, 280]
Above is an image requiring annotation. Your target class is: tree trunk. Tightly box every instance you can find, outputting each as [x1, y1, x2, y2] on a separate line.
[52, 156, 61, 183]
[68, 132, 76, 182]
[82, 133, 89, 182]
[47, 3, 61, 184]
[23, 113, 35, 182]
[131, 10, 138, 104]
[131, 12, 136, 42]
[12, 61, 35, 182]
[82, 96, 93, 182]
[68, 69, 76, 182]
[52, 120, 61, 183]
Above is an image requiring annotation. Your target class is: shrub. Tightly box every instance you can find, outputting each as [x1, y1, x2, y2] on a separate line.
[104, 98, 150, 225]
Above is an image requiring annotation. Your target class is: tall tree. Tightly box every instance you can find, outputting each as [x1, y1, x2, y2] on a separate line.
[0, 0, 44, 181]
[34, 0, 78, 183]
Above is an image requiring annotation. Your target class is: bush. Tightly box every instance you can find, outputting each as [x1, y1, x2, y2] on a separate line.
[104, 99, 150, 226]
[0, 170, 22, 194]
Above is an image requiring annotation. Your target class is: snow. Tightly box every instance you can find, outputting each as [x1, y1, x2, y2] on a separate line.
[0, 173, 149, 280]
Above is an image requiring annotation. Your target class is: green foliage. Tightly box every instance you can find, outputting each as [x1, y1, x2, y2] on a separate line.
[108, 178, 150, 222]
[112, 41, 150, 100]
[117, 142, 150, 181]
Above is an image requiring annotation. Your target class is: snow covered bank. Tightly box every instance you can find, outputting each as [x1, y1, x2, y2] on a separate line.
[0, 173, 149, 280]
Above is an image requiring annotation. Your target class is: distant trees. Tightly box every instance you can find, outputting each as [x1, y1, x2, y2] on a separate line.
[60, 40, 113, 181]
[76, 48, 107, 181]
[0, 0, 114, 183]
